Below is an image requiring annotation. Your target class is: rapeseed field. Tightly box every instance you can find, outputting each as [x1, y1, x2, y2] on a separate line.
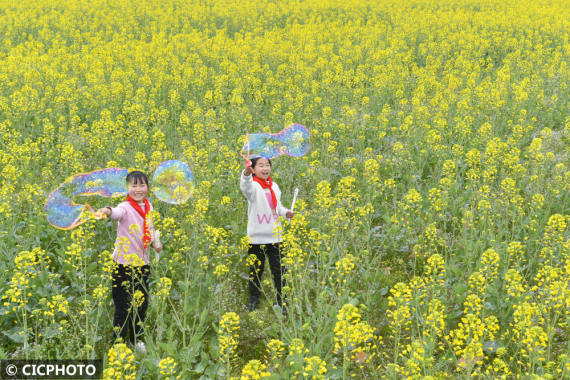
[0, 0, 568, 378]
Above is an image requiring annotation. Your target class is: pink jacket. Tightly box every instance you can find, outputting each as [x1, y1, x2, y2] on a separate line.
[109, 200, 154, 266]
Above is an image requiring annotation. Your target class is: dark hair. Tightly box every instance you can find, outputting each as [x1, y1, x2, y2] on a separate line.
[126, 171, 149, 185]
[251, 157, 272, 169]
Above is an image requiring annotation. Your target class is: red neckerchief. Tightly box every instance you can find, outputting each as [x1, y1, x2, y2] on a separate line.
[253, 176, 277, 211]
[126, 195, 151, 250]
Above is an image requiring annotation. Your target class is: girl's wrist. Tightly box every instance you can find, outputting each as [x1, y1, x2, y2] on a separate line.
[105, 206, 112, 216]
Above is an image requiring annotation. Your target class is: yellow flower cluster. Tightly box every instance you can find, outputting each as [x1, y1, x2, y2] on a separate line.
[400, 340, 433, 378]
[239, 360, 270, 379]
[333, 254, 356, 288]
[286, 338, 309, 377]
[155, 277, 172, 300]
[447, 290, 501, 376]
[93, 284, 107, 304]
[3, 248, 47, 310]
[103, 343, 136, 380]
[266, 339, 285, 364]
[45, 294, 69, 318]
[424, 253, 446, 289]
[387, 282, 413, 335]
[289, 338, 308, 357]
[392, 188, 424, 232]
[131, 290, 145, 309]
[218, 312, 240, 364]
[334, 304, 377, 363]
[158, 357, 180, 380]
[303, 356, 328, 379]
[480, 248, 500, 282]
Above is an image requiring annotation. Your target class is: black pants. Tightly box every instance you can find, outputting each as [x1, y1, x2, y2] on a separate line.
[248, 243, 286, 306]
[111, 264, 150, 344]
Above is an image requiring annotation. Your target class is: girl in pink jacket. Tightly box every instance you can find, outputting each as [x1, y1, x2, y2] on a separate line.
[98, 171, 162, 353]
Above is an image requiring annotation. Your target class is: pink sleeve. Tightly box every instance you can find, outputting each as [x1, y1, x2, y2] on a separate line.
[109, 204, 126, 221]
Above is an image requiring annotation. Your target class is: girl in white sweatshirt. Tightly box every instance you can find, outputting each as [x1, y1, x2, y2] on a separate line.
[240, 157, 294, 313]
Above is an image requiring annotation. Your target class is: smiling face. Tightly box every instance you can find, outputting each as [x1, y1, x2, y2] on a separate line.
[128, 178, 148, 202]
[252, 157, 271, 180]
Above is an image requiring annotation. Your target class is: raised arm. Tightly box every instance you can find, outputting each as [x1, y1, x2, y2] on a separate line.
[240, 168, 256, 202]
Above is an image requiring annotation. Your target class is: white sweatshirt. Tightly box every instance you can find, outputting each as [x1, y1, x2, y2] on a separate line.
[240, 170, 289, 244]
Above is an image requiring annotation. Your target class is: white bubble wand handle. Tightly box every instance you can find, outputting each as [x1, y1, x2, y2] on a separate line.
[291, 188, 299, 212]
[154, 230, 161, 262]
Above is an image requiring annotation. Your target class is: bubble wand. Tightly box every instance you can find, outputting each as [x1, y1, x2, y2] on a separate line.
[291, 188, 299, 212]
[240, 130, 252, 167]
[154, 230, 161, 262]
[288, 187, 299, 224]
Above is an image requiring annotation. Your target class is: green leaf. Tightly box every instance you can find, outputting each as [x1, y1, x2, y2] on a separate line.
[3, 328, 26, 343]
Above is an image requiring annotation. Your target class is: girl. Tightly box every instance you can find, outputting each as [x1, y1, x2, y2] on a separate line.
[240, 157, 293, 313]
[97, 170, 162, 353]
